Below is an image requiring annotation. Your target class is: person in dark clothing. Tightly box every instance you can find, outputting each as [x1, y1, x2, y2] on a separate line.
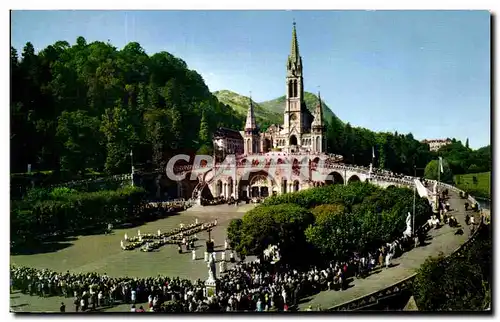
[74, 297, 79, 312]
[60, 302, 66, 313]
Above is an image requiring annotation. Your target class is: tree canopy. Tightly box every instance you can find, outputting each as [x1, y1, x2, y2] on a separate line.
[11, 39, 244, 175]
[228, 182, 431, 265]
[413, 224, 491, 311]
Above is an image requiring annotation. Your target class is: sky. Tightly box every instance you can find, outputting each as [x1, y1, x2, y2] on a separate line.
[11, 10, 491, 149]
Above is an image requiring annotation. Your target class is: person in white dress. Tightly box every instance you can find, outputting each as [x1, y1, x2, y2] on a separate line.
[137, 230, 141, 237]
[224, 239, 229, 250]
[192, 249, 196, 261]
[124, 233, 128, 241]
[221, 251, 226, 262]
[157, 229, 161, 236]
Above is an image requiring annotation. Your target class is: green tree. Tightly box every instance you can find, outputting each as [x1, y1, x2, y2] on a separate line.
[413, 226, 491, 311]
[198, 111, 210, 145]
[233, 203, 314, 262]
[424, 159, 453, 183]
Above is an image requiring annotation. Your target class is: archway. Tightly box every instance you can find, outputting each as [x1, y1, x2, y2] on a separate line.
[263, 138, 272, 153]
[325, 171, 344, 185]
[227, 177, 234, 198]
[216, 180, 223, 196]
[290, 135, 298, 146]
[249, 174, 271, 198]
[238, 170, 276, 199]
[293, 180, 300, 192]
[348, 175, 361, 184]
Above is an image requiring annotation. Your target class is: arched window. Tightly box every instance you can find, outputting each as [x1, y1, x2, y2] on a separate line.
[316, 136, 320, 152]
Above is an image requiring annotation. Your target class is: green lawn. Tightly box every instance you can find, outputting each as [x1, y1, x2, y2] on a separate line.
[454, 172, 491, 199]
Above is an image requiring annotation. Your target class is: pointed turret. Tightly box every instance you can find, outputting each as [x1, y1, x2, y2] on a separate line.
[312, 91, 324, 129]
[287, 21, 303, 76]
[245, 94, 257, 132]
[290, 21, 300, 63]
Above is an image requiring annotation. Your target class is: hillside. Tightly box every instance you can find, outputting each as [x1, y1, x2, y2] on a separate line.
[259, 92, 342, 125]
[214, 90, 342, 129]
[213, 90, 282, 129]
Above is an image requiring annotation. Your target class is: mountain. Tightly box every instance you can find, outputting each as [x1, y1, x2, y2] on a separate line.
[259, 92, 342, 124]
[214, 90, 342, 130]
[213, 90, 282, 129]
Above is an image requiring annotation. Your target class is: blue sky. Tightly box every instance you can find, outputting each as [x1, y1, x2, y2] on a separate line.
[11, 10, 490, 149]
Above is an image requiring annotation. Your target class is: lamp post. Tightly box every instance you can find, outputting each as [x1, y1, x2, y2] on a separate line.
[413, 165, 416, 247]
[130, 149, 134, 187]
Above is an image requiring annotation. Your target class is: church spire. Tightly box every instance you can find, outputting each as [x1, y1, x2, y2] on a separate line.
[312, 90, 324, 129]
[245, 92, 257, 131]
[290, 20, 299, 63]
[287, 20, 302, 76]
[316, 90, 324, 121]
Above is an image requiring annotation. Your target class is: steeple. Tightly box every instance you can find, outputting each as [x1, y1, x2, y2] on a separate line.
[312, 90, 324, 129]
[287, 20, 302, 76]
[290, 20, 299, 63]
[245, 92, 257, 131]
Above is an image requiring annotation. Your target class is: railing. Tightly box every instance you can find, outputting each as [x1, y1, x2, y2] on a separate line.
[327, 181, 486, 311]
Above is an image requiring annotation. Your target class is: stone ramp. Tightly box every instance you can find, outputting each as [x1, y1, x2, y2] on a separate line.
[298, 191, 474, 311]
[186, 203, 256, 213]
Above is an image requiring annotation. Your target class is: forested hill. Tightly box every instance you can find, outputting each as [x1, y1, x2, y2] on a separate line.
[10, 38, 491, 180]
[10, 38, 244, 174]
[213, 90, 341, 128]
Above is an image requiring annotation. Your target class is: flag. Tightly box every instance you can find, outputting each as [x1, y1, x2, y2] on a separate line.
[372, 146, 375, 159]
[438, 157, 444, 173]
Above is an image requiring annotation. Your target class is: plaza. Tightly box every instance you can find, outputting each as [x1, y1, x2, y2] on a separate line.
[10, 204, 255, 312]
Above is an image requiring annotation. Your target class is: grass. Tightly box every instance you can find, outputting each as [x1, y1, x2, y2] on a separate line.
[454, 171, 491, 199]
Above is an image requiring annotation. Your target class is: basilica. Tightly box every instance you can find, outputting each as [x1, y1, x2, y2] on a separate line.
[213, 22, 326, 159]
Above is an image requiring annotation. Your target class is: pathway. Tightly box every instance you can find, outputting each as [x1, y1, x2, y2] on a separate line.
[298, 190, 478, 311]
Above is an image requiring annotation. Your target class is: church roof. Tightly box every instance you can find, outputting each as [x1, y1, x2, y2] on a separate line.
[213, 127, 244, 140]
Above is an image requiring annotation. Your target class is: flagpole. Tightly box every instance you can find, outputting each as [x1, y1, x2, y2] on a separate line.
[413, 165, 416, 247]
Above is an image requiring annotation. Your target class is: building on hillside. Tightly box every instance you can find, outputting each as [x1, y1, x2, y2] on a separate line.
[421, 139, 452, 152]
[212, 127, 244, 162]
[212, 22, 327, 158]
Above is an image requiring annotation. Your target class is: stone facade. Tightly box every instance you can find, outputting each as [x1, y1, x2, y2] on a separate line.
[215, 22, 326, 157]
[421, 139, 452, 152]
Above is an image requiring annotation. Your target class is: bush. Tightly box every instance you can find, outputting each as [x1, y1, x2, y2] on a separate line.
[232, 182, 432, 265]
[10, 186, 147, 245]
[424, 159, 453, 184]
[262, 182, 378, 211]
[233, 204, 314, 262]
[413, 225, 491, 311]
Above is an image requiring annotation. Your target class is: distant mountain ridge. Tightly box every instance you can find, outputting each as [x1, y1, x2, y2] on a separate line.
[213, 90, 342, 129]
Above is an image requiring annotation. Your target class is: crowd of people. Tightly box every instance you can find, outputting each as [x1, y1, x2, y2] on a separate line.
[121, 220, 217, 251]
[11, 214, 428, 313]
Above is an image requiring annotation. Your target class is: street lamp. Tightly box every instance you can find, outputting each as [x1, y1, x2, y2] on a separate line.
[413, 165, 416, 247]
[130, 149, 134, 187]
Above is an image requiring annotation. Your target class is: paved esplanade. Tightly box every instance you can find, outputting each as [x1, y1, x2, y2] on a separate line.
[297, 190, 474, 311]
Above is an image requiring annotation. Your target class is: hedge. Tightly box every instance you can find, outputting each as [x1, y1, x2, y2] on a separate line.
[11, 186, 147, 245]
